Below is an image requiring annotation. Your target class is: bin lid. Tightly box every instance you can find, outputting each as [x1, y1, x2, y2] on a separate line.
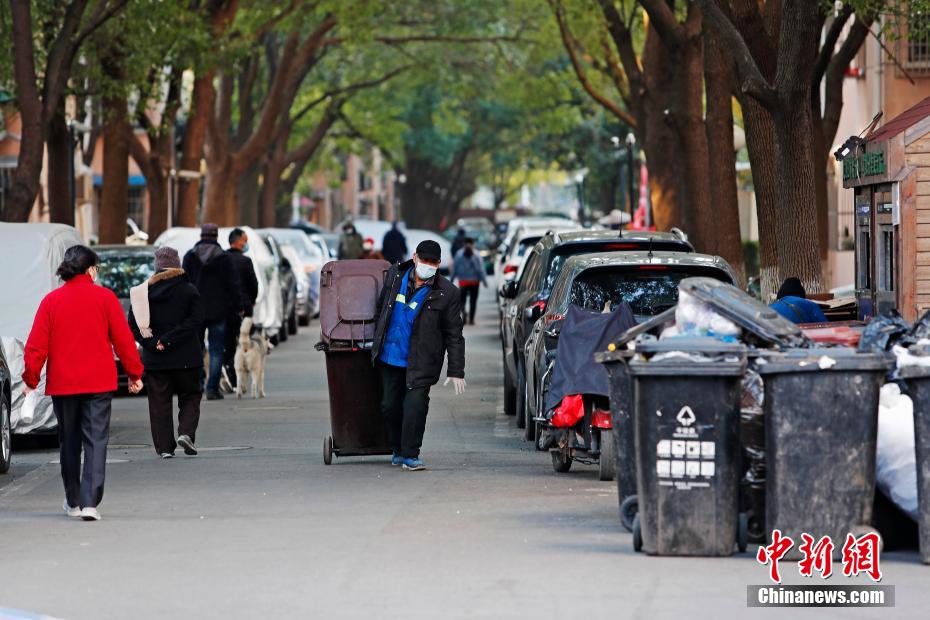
[635, 336, 745, 356]
[628, 336, 745, 376]
[756, 348, 889, 374]
[678, 277, 807, 347]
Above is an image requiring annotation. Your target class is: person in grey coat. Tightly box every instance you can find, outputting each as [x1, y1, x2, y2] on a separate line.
[451, 237, 487, 325]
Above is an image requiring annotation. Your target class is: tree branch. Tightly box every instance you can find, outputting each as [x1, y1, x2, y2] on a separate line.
[637, 0, 685, 50]
[549, 0, 636, 126]
[813, 5, 852, 86]
[283, 102, 342, 168]
[72, 0, 131, 52]
[597, 0, 643, 104]
[823, 15, 873, 149]
[699, 0, 778, 110]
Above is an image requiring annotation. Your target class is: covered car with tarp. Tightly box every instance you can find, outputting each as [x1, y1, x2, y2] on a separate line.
[0, 223, 85, 434]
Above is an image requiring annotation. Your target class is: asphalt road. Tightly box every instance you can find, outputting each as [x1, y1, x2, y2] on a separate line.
[0, 290, 927, 619]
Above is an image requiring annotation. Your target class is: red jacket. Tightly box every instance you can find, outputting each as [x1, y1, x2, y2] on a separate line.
[24, 274, 144, 395]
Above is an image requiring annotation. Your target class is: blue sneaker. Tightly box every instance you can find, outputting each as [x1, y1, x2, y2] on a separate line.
[402, 458, 426, 471]
[391, 452, 404, 466]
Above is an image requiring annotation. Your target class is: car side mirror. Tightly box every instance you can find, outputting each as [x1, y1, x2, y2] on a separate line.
[525, 305, 542, 322]
[500, 280, 518, 299]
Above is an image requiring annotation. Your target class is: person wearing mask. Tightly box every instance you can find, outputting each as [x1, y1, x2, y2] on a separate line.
[769, 277, 827, 324]
[381, 221, 408, 264]
[360, 238, 385, 261]
[450, 227, 467, 257]
[371, 240, 466, 471]
[452, 237, 487, 325]
[182, 223, 242, 400]
[129, 247, 205, 459]
[338, 221, 365, 260]
[225, 228, 259, 388]
[23, 245, 144, 521]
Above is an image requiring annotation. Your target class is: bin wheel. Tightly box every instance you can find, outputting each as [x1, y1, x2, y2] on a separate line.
[632, 514, 642, 552]
[551, 450, 572, 473]
[598, 432, 616, 482]
[323, 436, 333, 465]
[737, 512, 749, 553]
[619, 495, 638, 533]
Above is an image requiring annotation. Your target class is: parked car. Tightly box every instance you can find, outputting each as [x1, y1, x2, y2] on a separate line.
[290, 220, 329, 236]
[279, 244, 317, 325]
[260, 233, 298, 341]
[308, 233, 333, 263]
[521, 251, 737, 444]
[95, 245, 155, 392]
[498, 229, 694, 421]
[155, 226, 284, 342]
[0, 223, 84, 435]
[260, 228, 327, 324]
[1, 345, 12, 473]
[317, 233, 339, 259]
[442, 225, 497, 274]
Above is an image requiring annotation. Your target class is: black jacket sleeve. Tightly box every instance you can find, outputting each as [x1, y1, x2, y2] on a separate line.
[224, 254, 244, 314]
[442, 284, 465, 379]
[159, 287, 205, 349]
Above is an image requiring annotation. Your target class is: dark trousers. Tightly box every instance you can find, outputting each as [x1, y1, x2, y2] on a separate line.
[51, 393, 112, 509]
[459, 284, 479, 324]
[202, 320, 226, 393]
[145, 369, 203, 455]
[379, 362, 431, 459]
[224, 314, 242, 386]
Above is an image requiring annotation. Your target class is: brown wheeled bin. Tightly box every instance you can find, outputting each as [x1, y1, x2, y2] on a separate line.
[318, 259, 392, 464]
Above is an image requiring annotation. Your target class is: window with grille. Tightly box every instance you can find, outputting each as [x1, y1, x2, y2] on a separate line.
[907, 10, 930, 69]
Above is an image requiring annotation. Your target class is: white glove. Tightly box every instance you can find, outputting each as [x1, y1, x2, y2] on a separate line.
[444, 377, 467, 395]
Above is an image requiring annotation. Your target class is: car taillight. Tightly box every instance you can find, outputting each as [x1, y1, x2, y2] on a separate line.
[530, 299, 546, 313]
[503, 264, 518, 274]
[543, 313, 564, 325]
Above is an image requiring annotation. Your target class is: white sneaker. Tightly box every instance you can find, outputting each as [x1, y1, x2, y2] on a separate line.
[160, 452, 175, 459]
[63, 500, 80, 518]
[177, 435, 198, 456]
[80, 507, 101, 521]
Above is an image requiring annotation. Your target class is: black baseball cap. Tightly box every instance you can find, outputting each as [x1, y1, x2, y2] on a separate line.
[416, 240, 442, 262]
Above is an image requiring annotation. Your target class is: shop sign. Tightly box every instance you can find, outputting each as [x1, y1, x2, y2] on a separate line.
[843, 151, 885, 181]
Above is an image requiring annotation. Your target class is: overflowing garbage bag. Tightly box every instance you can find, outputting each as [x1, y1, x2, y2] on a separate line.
[858, 311, 910, 353]
[875, 382, 918, 520]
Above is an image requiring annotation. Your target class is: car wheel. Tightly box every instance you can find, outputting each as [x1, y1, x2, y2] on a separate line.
[523, 372, 535, 442]
[278, 323, 288, 343]
[0, 393, 11, 474]
[288, 307, 298, 335]
[503, 352, 516, 416]
[270, 333, 280, 346]
[515, 360, 526, 430]
[298, 313, 310, 327]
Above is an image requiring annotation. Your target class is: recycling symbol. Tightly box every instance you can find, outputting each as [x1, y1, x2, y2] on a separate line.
[676, 406, 696, 426]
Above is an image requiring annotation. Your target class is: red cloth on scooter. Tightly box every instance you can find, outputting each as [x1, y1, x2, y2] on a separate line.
[550, 394, 585, 428]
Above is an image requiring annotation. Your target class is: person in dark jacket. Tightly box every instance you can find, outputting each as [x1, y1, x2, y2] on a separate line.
[182, 223, 242, 400]
[24, 245, 144, 521]
[128, 247, 205, 458]
[381, 221, 408, 264]
[338, 221, 365, 260]
[225, 228, 259, 387]
[450, 227, 467, 257]
[451, 237, 487, 325]
[371, 240, 465, 471]
[769, 276, 827, 324]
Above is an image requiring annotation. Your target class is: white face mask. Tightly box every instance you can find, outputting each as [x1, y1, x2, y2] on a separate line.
[415, 261, 438, 280]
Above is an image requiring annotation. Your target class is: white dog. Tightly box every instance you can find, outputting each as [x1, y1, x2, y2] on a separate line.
[234, 318, 272, 398]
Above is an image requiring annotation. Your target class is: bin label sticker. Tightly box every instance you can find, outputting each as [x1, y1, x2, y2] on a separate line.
[676, 406, 696, 426]
[656, 404, 715, 490]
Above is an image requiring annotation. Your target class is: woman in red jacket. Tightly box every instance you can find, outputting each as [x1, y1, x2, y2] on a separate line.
[24, 245, 144, 521]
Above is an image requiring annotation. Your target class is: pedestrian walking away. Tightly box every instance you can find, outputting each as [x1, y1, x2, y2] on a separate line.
[381, 221, 408, 264]
[769, 276, 827, 324]
[128, 247, 206, 458]
[452, 237, 487, 325]
[338, 221, 365, 260]
[182, 223, 242, 400]
[23, 245, 144, 521]
[372, 239, 466, 471]
[224, 228, 259, 388]
[450, 227, 467, 257]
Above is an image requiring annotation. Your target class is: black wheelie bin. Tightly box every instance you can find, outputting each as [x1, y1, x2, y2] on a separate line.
[628, 337, 747, 556]
[757, 349, 889, 557]
[318, 259, 392, 464]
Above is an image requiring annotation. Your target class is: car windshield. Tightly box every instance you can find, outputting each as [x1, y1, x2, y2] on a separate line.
[97, 253, 155, 298]
[569, 267, 728, 319]
[269, 230, 319, 263]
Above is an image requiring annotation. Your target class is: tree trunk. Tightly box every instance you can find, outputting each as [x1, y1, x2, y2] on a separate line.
[46, 106, 74, 225]
[202, 157, 241, 226]
[811, 98, 831, 281]
[145, 160, 170, 240]
[259, 157, 283, 228]
[240, 162, 261, 227]
[100, 93, 131, 244]
[177, 73, 214, 227]
[703, 20, 746, 282]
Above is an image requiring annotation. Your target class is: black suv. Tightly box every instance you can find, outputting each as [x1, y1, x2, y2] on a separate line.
[521, 251, 737, 443]
[499, 229, 693, 425]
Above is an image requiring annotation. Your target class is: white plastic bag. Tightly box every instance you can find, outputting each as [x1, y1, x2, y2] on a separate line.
[875, 383, 918, 520]
[674, 290, 741, 339]
[20, 389, 39, 425]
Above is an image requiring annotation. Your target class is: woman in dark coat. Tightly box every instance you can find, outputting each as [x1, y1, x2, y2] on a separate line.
[24, 245, 144, 521]
[129, 247, 205, 459]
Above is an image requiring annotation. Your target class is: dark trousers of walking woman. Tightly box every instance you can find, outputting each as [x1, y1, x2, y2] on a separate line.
[145, 369, 202, 455]
[52, 393, 112, 509]
[459, 284, 479, 325]
[380, 362, 430, 458]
